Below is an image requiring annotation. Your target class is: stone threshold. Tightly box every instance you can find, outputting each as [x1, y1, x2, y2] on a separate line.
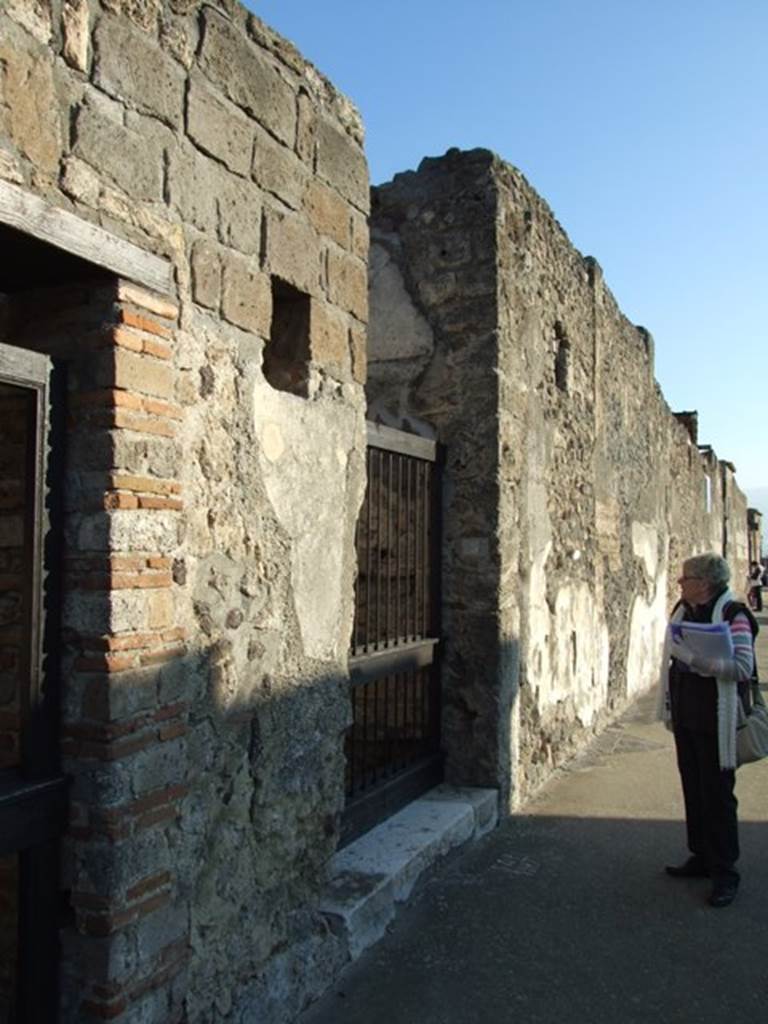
[319, 785, 498, 960]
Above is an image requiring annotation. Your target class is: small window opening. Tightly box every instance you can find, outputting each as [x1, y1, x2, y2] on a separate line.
[263, 278, 310, 397]
[704, 475, 712, 513]
[554, 320, 570, 393]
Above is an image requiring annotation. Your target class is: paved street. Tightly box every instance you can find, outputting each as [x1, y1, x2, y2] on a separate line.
[301, 605, 768, 1024]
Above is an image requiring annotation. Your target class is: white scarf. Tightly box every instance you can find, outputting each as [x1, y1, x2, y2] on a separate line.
[658, 588, 739, 770]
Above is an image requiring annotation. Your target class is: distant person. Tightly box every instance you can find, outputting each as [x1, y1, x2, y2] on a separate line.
[748, 561, 763, 611]
[659, 553, 757, 908]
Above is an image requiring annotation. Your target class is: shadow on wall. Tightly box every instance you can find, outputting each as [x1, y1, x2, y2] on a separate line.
[59, 641, 353, 1024]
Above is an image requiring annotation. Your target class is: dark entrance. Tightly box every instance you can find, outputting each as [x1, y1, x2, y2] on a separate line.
[0, 343, 66, 1023]
[341, 423, 443, 846]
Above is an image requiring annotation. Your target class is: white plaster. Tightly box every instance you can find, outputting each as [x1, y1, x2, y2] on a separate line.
[368, 243, 434, 362]
[532, 582, 610, 727]
[632, 520, 658, 578]
[626, 570, 668, 697]
[261, 421, 285, 463]
[255, 385, 363, 661]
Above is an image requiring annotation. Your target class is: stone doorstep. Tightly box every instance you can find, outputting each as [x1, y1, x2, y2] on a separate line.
[319, 785, 498, 960]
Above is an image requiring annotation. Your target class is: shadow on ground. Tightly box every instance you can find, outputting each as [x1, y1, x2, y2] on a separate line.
[300, 690, 768, 1024]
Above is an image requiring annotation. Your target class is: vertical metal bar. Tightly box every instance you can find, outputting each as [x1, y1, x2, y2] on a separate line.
[397, 454, 403, 643]
[375, 449, 383, 650]
[385, 452, 392, 646]
[365, 448, 374, 652]
[405, 457, 412, 640]
[422, 462, 429, 636]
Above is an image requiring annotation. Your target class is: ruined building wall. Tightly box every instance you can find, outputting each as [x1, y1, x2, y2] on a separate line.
[1, 2, 367, 1022]
[369, 151, 510, 796]
[368, 149, 750, 809]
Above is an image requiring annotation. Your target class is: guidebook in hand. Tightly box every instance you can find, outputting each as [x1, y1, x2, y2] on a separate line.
[668, 621, 734, 660]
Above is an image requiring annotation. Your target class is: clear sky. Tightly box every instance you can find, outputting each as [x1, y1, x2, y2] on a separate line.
[250, 0, 767, 512]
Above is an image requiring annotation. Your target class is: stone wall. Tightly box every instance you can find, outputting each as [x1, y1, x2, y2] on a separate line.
[1, 2, 368, 1022]
[368, 149, 750, 809]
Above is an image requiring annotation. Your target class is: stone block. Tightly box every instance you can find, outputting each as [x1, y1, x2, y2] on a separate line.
[320, 870, 394, 960]
[84, 667, 160, 723]
[187, 73, 253, 178]
[74, 106, 164, 200]
[327, 249, 367, 321]
[0, 38, 61, 174]
[112, 349, 174, 400]
[61, 155, 100, 205]
[199, 8, 296, 146]
[216, 174, 261, 255]
[252, 123, 306, 211]
[351, 209, 369, 262]
[349, 321, 367, 385]
[166, 144, 219, 236]
[295, 89, 316, 165]
[6, 0, 52, 43]
[303, 179, 350, 249]
[309, 300, 349, 375]
[129, 735, 187, 797]
[111, 433, 183, 480]
[94, 15, 185, 129]
[263, 207, 322, 296]
[62, 0, 90, 72]
[221, 252, 271, 336]
[315, 116, 369, 213]
[108, 510, 179, 553]
[190, 240, 221, 310]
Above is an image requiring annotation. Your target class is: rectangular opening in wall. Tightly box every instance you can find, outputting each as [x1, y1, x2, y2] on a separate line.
[704, 475, 712, 512]
[263, 277, 310, 397]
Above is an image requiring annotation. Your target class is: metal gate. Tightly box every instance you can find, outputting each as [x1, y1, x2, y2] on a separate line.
[341, 423, 443, 845]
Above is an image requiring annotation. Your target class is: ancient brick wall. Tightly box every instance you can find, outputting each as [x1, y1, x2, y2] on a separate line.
[368, 149, 750, 809]
[1, 2, 368, 1022]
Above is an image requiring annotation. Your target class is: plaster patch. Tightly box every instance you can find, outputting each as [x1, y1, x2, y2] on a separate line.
[368, 243, 434, 362]
[632, 520, 659, 578]
[261, 421, 285, 463]
[547, 583, 610, 725]
[626, 571, 668, 697]
[255, 384, 363, 660]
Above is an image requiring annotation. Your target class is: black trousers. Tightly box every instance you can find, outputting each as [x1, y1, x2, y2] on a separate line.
[673, 726, 739, 880]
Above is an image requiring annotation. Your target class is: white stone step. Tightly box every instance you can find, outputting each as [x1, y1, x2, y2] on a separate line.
[320, 786, 498, 959]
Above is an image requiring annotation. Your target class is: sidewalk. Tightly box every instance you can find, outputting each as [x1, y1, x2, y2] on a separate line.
[300, 609, 768, 1024]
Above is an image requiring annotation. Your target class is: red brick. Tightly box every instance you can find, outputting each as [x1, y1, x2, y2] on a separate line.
[137, 496, 183, 511]
[110, 572, 173, 590]
[119, 309, 173, 339]
[110, 410, 176, 438]
[139, 644, 186, 667]
[103, 492, 139, 510]
[80, 996, 129, 1020]
[126, 870, 171, 902]
[141, 397, 183, 420]
[142, 338, 173, 360]
[74, 653, 136, 673]
[158, 722, 187, 742]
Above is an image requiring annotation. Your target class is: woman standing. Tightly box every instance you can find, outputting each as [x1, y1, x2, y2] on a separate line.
[659, 553, 756, 908]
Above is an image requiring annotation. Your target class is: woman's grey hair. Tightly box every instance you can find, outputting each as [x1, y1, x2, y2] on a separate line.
[683, 552, 731, 590]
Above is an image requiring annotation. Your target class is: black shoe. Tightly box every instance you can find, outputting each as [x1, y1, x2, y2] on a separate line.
[665, 857, 710, 879]
[709, 878, 739, 908]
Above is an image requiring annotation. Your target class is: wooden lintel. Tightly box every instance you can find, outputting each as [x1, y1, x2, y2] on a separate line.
[0, 179, 173, 296]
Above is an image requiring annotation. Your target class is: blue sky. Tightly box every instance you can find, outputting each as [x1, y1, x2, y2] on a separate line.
[250, 0, 767, 512]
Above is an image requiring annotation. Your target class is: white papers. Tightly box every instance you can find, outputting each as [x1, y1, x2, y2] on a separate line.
[668, 620, 733, 661]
